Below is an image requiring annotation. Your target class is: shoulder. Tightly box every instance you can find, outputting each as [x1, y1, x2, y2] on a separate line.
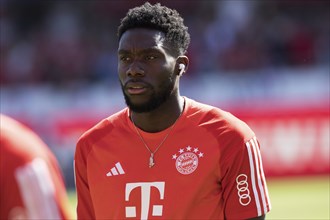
[0, 115, 59, 174]
[76, 108, 128, 147]
[0, 114, 52, 159]
[75, 109, 129, 165]
[185, 98, 255, 142]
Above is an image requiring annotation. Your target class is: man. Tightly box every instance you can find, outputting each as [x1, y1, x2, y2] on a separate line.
[74, 2, 271, 219]
[0, 114, 72, 219]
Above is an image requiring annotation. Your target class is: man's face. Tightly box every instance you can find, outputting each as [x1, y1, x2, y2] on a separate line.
[118, 28, 177, 113]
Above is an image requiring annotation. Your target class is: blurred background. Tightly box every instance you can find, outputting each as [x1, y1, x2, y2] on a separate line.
[1, 0, 329, 219]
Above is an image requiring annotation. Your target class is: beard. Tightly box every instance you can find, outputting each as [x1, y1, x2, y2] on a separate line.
[121, 78, 175, 113]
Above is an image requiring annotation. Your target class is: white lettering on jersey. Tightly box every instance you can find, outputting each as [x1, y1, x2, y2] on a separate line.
[125, 182, 165, 219]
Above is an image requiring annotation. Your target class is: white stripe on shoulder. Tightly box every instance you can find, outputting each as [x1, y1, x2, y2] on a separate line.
[252, 137, 271, 211]
[245, 139, 262, 216]
[245, 137, 271, 216]
[15, 158, 61, 219]
[250, 137, 269, 214]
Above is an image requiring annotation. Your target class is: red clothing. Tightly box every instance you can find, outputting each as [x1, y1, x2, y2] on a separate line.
[75, 97, 271, 219]
[0, 114, 72, 219]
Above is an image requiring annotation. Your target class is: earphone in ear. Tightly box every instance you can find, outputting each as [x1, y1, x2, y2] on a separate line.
[178, 63, 185, 76]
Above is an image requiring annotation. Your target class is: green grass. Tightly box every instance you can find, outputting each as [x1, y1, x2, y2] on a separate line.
[68, 190, 77, 219]
[68, 176, 330, 219]
[266, 176, 329, 220]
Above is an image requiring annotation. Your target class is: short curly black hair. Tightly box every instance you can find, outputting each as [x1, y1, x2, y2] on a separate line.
[117, 2, 190, 56]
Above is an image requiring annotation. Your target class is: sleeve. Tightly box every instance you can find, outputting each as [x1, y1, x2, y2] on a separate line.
[220, 136, 271, 219]
[0, 123, 72, 220]
[14, 157, 73, 220]
[74, 138, 96, 219]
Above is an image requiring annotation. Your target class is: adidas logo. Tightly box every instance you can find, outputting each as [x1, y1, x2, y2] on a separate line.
[106, 162, 125, 176]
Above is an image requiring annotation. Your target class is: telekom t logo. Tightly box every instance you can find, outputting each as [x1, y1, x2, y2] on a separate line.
[125, 182, 165, 219]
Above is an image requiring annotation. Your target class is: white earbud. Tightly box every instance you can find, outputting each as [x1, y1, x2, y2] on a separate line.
[178, 63, 185, 76]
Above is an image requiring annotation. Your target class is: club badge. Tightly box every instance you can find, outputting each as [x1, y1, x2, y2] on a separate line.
[172, 146, 204, 175]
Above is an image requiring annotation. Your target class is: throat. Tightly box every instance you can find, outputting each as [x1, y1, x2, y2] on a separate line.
[136, 117, 173, 133]
[130, 96, 185, 132]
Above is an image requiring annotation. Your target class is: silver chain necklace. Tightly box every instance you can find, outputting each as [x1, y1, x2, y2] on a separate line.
[131, 106, 184, 168]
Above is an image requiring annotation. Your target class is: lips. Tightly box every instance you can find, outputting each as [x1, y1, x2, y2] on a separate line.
[125, 81, 149, 95]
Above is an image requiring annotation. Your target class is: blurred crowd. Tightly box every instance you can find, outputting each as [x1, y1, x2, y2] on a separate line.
[1, 0, 328, 189]
[1, 0, 329, 87]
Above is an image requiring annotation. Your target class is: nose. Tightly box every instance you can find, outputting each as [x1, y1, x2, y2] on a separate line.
[126, 62, 145, 77]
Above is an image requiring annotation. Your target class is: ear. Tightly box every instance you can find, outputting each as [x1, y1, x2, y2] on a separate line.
[175, 56, 189, 77]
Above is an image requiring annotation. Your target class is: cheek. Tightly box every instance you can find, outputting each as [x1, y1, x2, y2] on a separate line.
[156, 73, 175, 89]
[164, 71, 176, 83]
[118, 67, 126, 81]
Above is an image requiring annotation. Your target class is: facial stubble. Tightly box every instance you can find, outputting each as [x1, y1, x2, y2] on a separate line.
[121, 77, 175, 113]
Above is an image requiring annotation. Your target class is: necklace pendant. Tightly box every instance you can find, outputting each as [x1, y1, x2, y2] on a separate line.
[149, 154, 155, 168]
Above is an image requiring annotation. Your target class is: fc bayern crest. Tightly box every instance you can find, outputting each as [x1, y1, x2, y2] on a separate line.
[172, 146, 204, 175]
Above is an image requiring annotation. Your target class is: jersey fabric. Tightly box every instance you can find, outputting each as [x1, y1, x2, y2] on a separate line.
[0, 114, 72, 219]
[74, 97, 271, 219]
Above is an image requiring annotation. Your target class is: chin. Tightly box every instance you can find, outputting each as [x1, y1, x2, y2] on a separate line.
[127, 101, 158, 113]
[124, 96, 151, 113]
[123, 85, 173, 113]
[125, 96, 165, 113]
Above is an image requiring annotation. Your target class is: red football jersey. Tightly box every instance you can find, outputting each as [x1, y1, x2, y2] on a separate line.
[74, 97, 271, 219]
[0, 114, 72, 219]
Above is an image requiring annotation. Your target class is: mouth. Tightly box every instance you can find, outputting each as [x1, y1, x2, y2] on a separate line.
[125, 81, 149, 95]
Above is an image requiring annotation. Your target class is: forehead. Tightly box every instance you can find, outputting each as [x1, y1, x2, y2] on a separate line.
[118, 28, 168, 52]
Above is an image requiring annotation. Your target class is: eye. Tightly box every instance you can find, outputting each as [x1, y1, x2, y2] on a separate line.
[119, 55, 131, 62]
[145, 55, 157, 60]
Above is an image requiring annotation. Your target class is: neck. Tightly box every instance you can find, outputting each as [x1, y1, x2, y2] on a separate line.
[130, 96, 185, 133]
